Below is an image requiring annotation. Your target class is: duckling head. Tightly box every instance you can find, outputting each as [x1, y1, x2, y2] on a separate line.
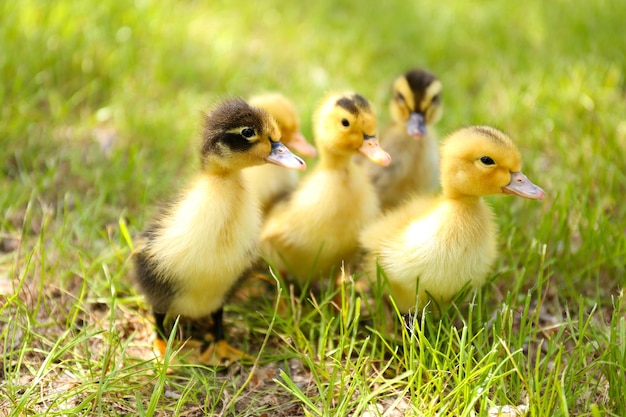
[389, 68, 443, 138]
[249, 93, 317, 158]
[200, 98, 306, 173]
[314, 92, 391, 166]
[440, 126, 545, 200]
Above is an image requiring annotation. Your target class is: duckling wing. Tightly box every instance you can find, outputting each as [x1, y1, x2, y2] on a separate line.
[360, 196, 437, 252]
[260, 203, 290, 243]
[366, 128, 426, 207]
[260, 195, 318, 278]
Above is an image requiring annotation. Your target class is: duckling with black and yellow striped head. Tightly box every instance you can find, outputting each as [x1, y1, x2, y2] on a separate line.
[363, 68, 443, 210]
[261, 92, 390, 281]
[133, 98, 305, 365]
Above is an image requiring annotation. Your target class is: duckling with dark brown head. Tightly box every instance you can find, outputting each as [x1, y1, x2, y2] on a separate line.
[133, 98, 305, 365]
[363, 68, 443, 210]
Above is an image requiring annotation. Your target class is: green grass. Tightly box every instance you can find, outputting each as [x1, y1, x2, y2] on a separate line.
[1, 0, 625, 415]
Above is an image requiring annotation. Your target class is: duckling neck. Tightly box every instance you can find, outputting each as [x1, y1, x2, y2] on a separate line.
[317, 149, 353, 171]
[442, 189, 482, 204]
[441, 194, 491, 234]
[201, 159, 240, 177]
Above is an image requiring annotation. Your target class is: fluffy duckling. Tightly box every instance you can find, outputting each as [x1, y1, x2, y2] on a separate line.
[360, 126, 544, 314]
[363, 68, 443, 210]
[243, 93, 317, 213]
[260, 93, 391, 281]
[133, 98, 306, 365]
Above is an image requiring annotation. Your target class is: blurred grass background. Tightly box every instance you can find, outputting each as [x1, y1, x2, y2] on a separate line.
[1, 0, 625, 415]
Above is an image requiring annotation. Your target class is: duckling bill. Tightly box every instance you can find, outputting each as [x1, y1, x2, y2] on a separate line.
[133, 98, 305, 365]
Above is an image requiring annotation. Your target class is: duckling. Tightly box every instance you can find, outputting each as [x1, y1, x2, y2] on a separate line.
[243, 93, 317, 214]
[360, 126, 544, 314]
[261, 92, 391, 281]
[133, 98, 306, 365]
[362, 68, 443, 210]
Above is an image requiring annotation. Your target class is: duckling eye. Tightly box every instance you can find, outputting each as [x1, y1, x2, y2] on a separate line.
[241, 128, 255, 139]
[431, 94, 441, 104]
[395, 92, 405, 103]
[480, 156, 495, 165]
[341, 118, 350, 127]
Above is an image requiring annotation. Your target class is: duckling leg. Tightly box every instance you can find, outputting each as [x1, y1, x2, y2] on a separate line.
[196, 308, 250, 366]
[152, 311, 199, 357]
[210, 308, 225, 341]
[152, 311, 168, 357]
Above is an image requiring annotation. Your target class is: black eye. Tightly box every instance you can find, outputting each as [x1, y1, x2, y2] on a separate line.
[431, 94, 441, 104]
[341, 118, 350, 127]
[480, 156, 495, 165]
[241, 128, 255, 138]
[395, 92, 405, 103]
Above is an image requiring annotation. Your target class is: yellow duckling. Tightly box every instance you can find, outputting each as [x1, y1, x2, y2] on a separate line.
[133, 98, 306, 365]
[363, 68, 443, 210]
[360, 126, 544, 314]
[261, 92, 391, 281]
[244, 93, 317, 213]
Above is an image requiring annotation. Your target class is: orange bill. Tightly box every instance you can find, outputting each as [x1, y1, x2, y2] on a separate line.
[358, 135, 391, 166]
[286, 131, 317, 158]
